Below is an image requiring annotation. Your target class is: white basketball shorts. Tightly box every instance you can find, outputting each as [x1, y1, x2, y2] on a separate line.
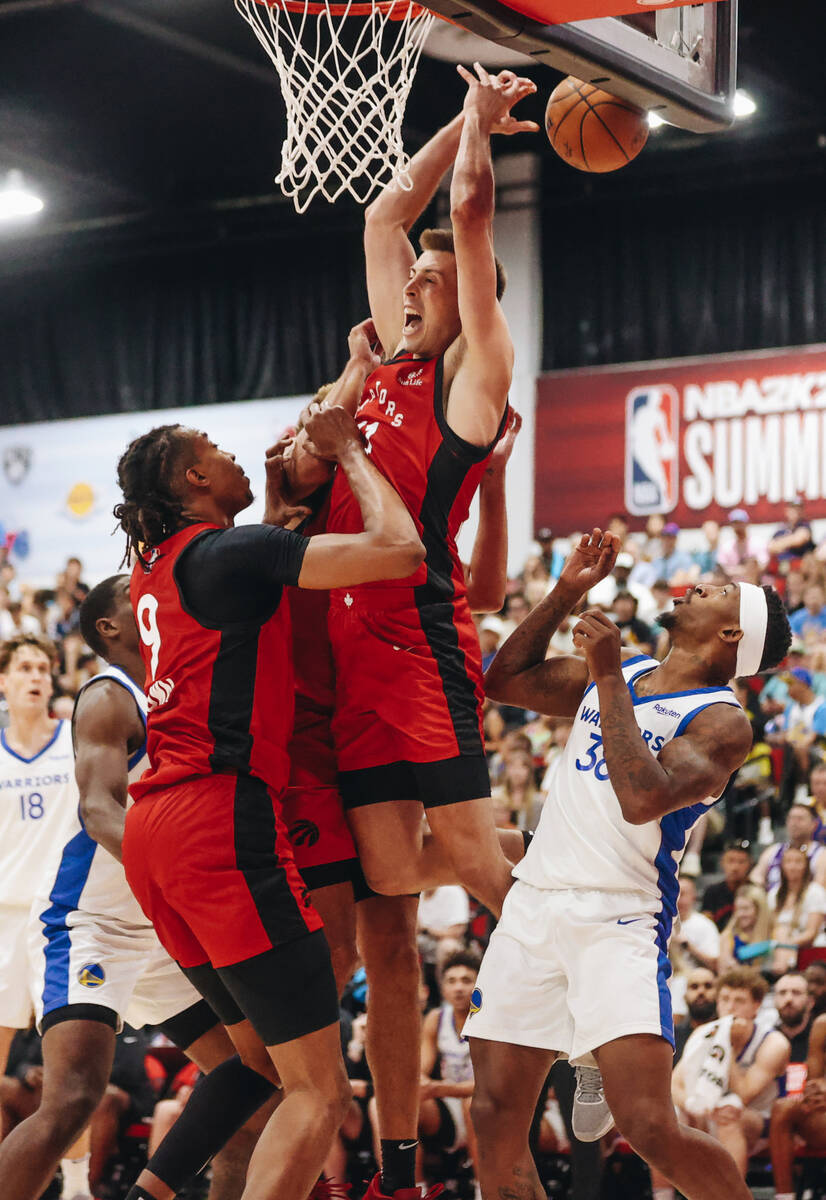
[29, 904, 203, 1032]
[463, 881, 674, 1065]
[0, 904, 36, 1028]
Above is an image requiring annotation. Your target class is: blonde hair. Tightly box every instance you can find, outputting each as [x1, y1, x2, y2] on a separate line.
[419, 228, 507, 300]
[720, 883, 771, 963]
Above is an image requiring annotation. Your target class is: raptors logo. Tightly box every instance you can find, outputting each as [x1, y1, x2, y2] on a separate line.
[2, 445, 32, 486]
[289, 819, 320, 847]
[625, 385, 679, 515]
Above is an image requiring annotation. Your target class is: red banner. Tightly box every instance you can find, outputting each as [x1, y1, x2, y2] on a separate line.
[500, 0, 722, 23]
[534, 344, 826, 535]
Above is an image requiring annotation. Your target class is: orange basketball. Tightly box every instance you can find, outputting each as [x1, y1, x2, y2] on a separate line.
[545, 76, 649, 173]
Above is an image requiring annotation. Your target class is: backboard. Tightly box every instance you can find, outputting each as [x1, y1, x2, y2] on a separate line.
[422, 0, 738, 132]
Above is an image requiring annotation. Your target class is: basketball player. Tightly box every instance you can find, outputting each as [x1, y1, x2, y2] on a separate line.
[114, 372, 424, 1200]
[0, 635, 76, 1074]
[464, 529, 792, 1200]
[0, 579, 274, 1200]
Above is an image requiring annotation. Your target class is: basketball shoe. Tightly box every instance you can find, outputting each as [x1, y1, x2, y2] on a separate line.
[362, 1174, 444, 1200]
[572, 1064, 614, 1142]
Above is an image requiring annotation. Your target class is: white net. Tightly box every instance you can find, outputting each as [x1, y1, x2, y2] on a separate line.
[235, 0, 435, 213]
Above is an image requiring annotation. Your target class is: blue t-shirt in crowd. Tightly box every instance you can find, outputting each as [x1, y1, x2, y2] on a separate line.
[789, 607, 826, 640]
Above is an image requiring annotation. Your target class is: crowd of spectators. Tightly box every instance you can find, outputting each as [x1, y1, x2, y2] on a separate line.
[4, 497, 826, 1197]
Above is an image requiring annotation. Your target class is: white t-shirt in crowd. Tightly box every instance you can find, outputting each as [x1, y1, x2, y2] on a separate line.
[418, 886, 470, 934]
[678, 910, 721, 969]
[768, 881, 826, 942]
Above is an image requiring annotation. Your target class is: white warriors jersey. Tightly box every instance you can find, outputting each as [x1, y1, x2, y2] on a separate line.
[437, 1003, 473, 1084]
[515, 655, 741, 906]
[36, 666, 148, 926]
[0, 719, 76, 908]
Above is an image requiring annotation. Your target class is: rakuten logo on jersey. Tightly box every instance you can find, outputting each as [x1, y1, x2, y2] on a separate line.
[147, 677, 175, 710]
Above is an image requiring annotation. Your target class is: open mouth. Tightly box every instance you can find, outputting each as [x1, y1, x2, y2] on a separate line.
[404, 310, 422, 333]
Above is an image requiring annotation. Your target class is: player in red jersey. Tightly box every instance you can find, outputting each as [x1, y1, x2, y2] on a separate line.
[113, 349, 424, 1200]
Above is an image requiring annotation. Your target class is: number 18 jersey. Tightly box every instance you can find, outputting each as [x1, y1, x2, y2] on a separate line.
[515, 656, 741, 908]
[0, 720, 76, 908]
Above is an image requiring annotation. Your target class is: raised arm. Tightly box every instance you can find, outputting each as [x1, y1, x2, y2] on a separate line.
[364, 116, 464, 355]
[75, 680, 145, 862]
[465, 408, 520, 613]
[572, 610, 753, 825]
[445, 64, 537, 447]
[484, 529, 620, 716]
[296, 406, 424, 588]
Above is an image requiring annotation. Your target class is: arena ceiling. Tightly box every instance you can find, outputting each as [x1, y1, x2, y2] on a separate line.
[0, 0, 823, 266]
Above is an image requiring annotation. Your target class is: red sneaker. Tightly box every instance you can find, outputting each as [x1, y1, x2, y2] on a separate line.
[362, 1173, 444, 1200]
[309, 1179, 352, 1200]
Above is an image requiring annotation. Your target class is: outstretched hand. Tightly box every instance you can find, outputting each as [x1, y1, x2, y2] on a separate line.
[456, 62, 539, 135]
[304, 405, 362, 461]
[558, 528, 621, 595]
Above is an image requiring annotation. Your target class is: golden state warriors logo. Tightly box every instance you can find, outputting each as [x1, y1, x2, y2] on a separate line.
[469, 987, 482, 1016]
[78, 963, 106, 988]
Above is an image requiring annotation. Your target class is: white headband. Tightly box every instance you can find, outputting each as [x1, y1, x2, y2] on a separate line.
[735, 582, 768, 678]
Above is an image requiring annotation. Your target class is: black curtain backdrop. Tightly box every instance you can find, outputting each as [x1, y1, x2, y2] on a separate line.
[540, 176, 826, 371]
[0, 226, 370, 425]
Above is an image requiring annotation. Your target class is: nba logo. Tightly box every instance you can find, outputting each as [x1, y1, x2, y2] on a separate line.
[624, 386, 680, 515]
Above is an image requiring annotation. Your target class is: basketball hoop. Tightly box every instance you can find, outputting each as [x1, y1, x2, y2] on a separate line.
[236, 0, 435, 212]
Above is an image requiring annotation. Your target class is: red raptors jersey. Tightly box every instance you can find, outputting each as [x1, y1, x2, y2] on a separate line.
[326, 353, 506, 602]
[130, 523, 295, 801]
[285, 497, 337, 785]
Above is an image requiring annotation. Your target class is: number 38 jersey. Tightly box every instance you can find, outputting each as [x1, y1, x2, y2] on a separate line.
[0, 720, 76, 908]
[515, 656, 741, 907]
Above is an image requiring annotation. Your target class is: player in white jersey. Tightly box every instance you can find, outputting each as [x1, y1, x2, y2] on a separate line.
[464, 529, 792, 1200]
[0, 577, 276, 1200]
[419, 949, 479, 1170]
[0, 633, 77, 1073]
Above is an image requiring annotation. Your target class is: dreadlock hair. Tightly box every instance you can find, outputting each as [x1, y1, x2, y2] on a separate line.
[759, 585, 793, 672]
[114, 425, 197, 567]
[419, 228, 507, 300]
[79, 575, 127, 659]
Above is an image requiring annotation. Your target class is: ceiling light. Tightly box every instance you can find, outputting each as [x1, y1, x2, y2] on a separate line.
[733, 90, 756, 119]
[647, 111, 667, 129]
[0, 170, 44, 221]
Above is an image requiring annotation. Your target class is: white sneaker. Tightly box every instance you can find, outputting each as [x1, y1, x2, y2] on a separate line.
[681, 850, 701, 878]
[758, 816, 774, 845]
[572, 1064, 614, 1143]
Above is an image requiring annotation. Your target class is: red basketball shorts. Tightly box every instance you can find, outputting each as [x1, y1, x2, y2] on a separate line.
[328, 587, 490, 809]
[123, 773, 322, 971]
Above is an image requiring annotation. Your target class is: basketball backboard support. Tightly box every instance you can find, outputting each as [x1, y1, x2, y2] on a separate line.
[422, 1, 737, 132]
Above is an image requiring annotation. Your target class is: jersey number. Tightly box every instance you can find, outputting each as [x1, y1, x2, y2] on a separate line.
[19, 792, 45, 820]
[575, 733, 610, 781]
[137, 593, 161, 680]
[358, 420, 380, 456]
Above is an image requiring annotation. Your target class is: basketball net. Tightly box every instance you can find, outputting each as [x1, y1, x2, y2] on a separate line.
[235, 0, 435, 212]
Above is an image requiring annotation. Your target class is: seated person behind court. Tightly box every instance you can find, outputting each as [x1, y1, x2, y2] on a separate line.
[767, 846, 826, 975]
[770, 1007, 826, 1200]
[671, 967, 790, 1180]
[718, 883, 772, 971]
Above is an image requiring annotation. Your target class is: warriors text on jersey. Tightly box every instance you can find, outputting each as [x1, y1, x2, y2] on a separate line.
[325, 353, 506, 776]
[0, 720, 75, 908]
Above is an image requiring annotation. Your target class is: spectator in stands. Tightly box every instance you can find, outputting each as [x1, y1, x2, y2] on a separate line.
[789, 585, 826, 643]
[533, 528, 555, 578]
[769, 1011, 826, 1200]
[478, 616, 504, 672]
[418, 886, 471, 967]
[769, 498, 816, 565]
[767, 669, 826, 798]
[501, 592, 530, 638]
[588, 550, 656, 624]
[775, 972, 816, 1066]
[672, 968, 789, 1181]
[759, 641, 813, 717]
[670, 877, 721, 1018]
[768, 847, 826, 975]
[718, 884, 772, 971]
[0, 1028, 42, 1142]
[703, 841, 754, 931]
[491, 749, 541, 832]
[692, 519, 721, 578]
[606, 512, 630, 547]
[752, 803, 826, 890]
[717, 509, 766, 579]
[610, 591, 655, 656]
[807, 961, 826, 1017]
[327, 1010, 372, 1182]
[636, 521, 695, 586]
[807, 762, 826, 842]
[673, 968, 718, 1063]
[418, 950, 480, 1187]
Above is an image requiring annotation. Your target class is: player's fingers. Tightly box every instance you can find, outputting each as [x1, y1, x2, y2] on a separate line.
[474, 61, 494, 86]
[507, 120, 541, 134]
[456, 64, 476, 85]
